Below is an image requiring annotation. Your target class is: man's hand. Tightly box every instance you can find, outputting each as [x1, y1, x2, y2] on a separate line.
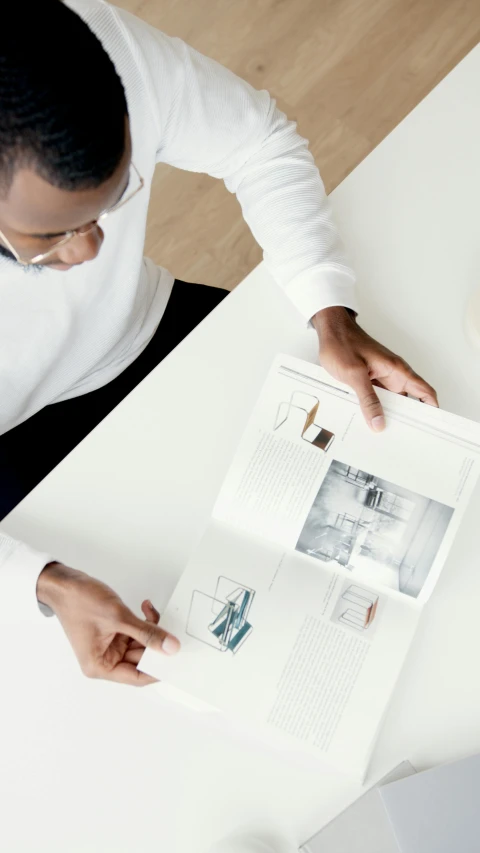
[312, 307, 438, 431]
[37, 562, 180, 686]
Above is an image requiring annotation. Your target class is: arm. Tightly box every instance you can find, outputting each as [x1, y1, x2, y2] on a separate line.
[37, 563, 179, 684]
[117, 9, 438, 425]
[118, 12, 356, 318]
[0, 531, 53, 622]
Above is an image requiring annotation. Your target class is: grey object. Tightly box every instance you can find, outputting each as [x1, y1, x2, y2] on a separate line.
[301, 762, 415, 853]
[380, 752, 480, 853]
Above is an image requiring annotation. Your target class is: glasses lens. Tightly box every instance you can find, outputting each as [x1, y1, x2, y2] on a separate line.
[106, 164, 144, 217]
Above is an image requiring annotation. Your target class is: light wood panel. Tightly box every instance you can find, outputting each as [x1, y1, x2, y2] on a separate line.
[113, 0, 480, 290]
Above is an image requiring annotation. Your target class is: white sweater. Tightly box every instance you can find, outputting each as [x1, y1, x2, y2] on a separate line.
[1, 0, 357, 621]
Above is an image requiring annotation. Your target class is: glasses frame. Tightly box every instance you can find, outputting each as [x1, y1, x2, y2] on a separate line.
[0, 162, 144, 266]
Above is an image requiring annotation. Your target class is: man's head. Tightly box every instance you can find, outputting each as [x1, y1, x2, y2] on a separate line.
[0, 1, 131, 270]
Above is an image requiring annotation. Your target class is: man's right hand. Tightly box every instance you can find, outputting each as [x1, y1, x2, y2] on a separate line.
[36, 562, 180, 686]
[312, 307, 439, 430]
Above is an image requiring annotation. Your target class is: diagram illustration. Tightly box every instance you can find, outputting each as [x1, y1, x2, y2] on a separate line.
[186, 577, 255, 654]
[273, 390, 335, 452]
[334, 584, 379, 632]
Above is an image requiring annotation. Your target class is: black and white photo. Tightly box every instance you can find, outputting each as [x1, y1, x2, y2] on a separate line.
[296, 461, 454, 598]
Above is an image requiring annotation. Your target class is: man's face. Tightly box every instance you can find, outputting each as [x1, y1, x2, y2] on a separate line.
[0, 123, 132, 271]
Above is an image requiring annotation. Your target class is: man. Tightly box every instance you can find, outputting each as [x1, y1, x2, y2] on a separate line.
[0, 0, 437, 685]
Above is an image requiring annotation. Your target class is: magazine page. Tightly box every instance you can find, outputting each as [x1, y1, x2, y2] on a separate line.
[213, 354, 480, 604]
[139, 520, 420, 778]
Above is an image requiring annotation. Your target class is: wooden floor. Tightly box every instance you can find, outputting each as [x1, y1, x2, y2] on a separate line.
[114, 0, 480, 291]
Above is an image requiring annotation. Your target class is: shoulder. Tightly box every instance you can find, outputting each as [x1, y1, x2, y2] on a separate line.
[64, 0, 175, 66]
[64, 0, 181, 147]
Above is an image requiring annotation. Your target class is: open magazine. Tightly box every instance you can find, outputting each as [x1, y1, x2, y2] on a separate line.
[139, 354, 480, 777]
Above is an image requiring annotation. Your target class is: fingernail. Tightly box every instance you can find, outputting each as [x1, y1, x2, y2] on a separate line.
[162, 635, 180, 656]
[372, 415, 385, 432]
[146, 600, 153, 609]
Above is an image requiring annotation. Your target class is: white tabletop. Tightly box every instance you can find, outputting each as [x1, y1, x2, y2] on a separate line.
[2, 45, 480, 853]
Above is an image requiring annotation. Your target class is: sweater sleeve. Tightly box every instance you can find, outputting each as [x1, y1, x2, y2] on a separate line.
[114, 7, 358, 320]
[0, 532, 53, 622]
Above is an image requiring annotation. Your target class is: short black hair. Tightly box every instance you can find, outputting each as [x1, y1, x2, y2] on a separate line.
[0, 0, 128, 196]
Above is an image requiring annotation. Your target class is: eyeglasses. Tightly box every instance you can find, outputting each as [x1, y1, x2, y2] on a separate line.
[0, 162, 144, 266]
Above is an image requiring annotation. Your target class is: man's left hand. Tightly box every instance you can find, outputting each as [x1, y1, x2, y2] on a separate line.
[312, 306, 438, 431]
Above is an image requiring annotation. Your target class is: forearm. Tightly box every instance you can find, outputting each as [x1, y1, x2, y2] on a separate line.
[225, 115, 358, 319]
[131, 21, 358, 318]
[0, 531, 54, 622]
[312, 305, 357, 334]
[312, 305, 356, 325]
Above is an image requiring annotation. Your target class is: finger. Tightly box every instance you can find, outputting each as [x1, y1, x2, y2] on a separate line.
[129, 600, 162, 651]
[105, 662, 159, 687]
[119, 611, 181, 656]
[403, 374, 439, 407]
[124, 647, 147, 665]
[373, 378, 408, 396]
[141, 599, 160, 624]
[104, 632, 131, 666]
[374, 359, 438, 407]
[349, 367, 386, 432]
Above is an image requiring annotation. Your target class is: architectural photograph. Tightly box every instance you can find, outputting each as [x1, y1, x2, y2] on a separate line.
[296, 461, 454, 597]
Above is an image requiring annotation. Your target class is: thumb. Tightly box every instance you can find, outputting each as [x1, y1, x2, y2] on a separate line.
[350, 367, 386, 432]
[120, 609, 181, 656]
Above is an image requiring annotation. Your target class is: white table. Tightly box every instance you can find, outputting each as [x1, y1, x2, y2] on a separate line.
[2, 45, 480, 853]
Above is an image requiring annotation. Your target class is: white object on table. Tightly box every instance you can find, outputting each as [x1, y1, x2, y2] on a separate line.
[379, 753, 480, 853]
[207, 837, 294, 853]
[301, 761, 415, 853]
[2, 45, 480, 853]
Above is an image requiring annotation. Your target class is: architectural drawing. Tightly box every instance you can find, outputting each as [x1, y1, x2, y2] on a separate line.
[338, 584, 379, 631]
[186, 576, 255, 654]
[273, 390, 335, 451]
